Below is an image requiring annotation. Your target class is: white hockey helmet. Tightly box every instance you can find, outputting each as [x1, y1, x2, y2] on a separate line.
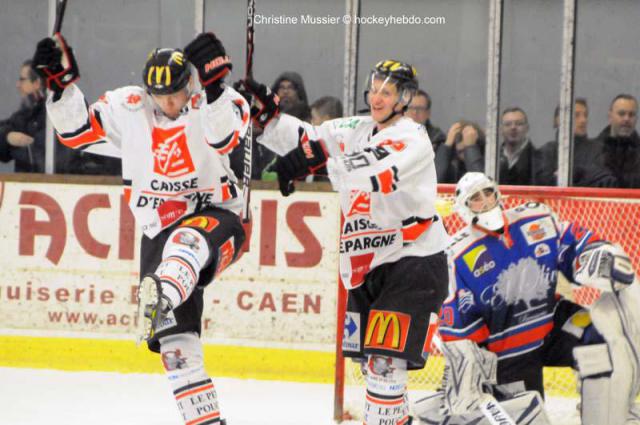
[455, 172, 505, 231]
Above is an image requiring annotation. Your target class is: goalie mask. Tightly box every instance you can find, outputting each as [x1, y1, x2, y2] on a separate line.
[364, 60, 418, 123]
[143, 48, 191, 95]
[455, 172, 505, 232]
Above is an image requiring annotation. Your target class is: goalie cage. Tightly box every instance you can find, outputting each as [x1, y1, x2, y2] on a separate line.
[333, 184, 640, 424]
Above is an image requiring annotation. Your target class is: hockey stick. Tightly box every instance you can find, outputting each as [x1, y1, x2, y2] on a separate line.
[53, 0, 68, 34]
[241, 0, 255, 224]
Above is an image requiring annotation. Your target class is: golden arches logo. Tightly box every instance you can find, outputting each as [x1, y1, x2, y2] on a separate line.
[147, 66, 171, 87]
[365, 312, 401, 348]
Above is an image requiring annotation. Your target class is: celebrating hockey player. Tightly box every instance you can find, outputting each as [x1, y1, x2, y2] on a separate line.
[240, 60, 450, 425]
[32, 32, 250, 424]
[429, 171, 640, 424]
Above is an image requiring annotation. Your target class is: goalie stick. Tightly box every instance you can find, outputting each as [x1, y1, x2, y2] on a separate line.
[242, 0, 255, 224]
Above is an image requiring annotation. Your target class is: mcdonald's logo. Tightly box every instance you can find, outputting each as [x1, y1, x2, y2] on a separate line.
[180, 216, 219, 233]
[147, 66, 171, 87]
[364, 310, 411, 352]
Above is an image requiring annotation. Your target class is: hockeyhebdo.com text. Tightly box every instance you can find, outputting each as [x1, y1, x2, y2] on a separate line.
[253, 13, 446, 27]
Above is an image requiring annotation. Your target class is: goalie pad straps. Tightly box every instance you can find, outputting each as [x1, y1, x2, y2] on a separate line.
[364, 355, 410, 425]
[576, 285, 640, 425]
[441, 339, 497, 416]
[160, 333, 222, 425]
[156, 227, 211, 309]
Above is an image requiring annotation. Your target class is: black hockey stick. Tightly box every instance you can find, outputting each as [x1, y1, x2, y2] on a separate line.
[241, 0, 255, 223]
[53, 0, 68, 34]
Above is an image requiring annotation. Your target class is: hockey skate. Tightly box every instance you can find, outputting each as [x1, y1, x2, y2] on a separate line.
[136, 274, 170, 344]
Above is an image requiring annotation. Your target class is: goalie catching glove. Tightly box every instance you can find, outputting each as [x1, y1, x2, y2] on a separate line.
[184, 32, 231, 103]
[237, 78, 280, 129]
[273, 127, 329, 196]
[573, 241, 636, 291]
[32, 33, 80, 100]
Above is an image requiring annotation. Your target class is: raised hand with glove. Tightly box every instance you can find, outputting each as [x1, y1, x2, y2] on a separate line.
[237, 78, 280, 129]
[32, 33, 79, 101]
[184, 32, 232, 104]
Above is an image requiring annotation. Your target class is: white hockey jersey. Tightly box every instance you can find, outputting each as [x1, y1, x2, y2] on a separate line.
[259, 114, 450, 289]
[46, 84, 250, 238]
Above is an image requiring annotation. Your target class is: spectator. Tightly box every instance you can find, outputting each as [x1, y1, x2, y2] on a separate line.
[404, 89, 446, 150]
[583, 94, 640, 188]
[310, 96, 343, 125]
[537, 98, 590, 186]
[435, 120, 484, 183]
[0, 60, 47, 172]
[271, 71, 310, 120]
[498, 107, 539, 185]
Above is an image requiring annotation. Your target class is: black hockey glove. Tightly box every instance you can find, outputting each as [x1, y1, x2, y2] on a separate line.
[274, 127, 329, 197]
[184, 32, 232, 103]
[32, 33, 79, 100]
[239, 78, 280, 129]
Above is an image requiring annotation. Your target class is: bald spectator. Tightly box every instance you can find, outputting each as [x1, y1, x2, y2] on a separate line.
[404, 89, 446, 150]
[310, 96, 343, 125]
[498, 107, 539, 185]
[582, 94, 640, 187]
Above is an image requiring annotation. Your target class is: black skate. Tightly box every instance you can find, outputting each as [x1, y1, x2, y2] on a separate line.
[136, 274, 170, 344]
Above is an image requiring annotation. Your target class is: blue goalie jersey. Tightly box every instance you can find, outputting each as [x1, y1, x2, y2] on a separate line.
[439, 202, 598, 359]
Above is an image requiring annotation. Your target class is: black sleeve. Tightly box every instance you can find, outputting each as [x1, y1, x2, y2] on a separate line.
[434, 143, 453, 183]
[462, 144, 485, 173]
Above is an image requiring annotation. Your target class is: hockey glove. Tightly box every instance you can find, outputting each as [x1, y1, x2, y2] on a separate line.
[32, 33, 79, 100]
[239, 78, 280, 129]
[573, 241, 636, 291]
[274, 127, 329, 197]
[184, 32, 231, 103]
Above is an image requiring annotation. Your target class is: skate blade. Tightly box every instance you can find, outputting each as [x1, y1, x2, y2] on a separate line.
[135, 277, 159, 346]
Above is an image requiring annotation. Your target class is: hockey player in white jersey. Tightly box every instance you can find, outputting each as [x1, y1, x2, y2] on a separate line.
[425, 171, 640, 425]
[33, 32, 251, 424]
[240, 60, 450, 425]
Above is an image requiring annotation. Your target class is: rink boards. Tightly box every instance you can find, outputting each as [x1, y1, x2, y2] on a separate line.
[0, 180, 340, 383]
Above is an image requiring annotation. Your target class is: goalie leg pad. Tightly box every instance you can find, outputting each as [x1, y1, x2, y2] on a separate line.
[414, 391, 551, 425]
[364, 355, 410, 425]
[576, 287, 640, 425]
[156, 227, 211, 309]
[160, 332, 222, 424]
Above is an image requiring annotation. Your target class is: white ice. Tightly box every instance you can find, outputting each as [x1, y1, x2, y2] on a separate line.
[0, 367, 579, 425]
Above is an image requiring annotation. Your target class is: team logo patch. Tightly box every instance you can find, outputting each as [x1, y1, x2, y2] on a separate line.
[215, 238, 235, 276]
[534, 243, 551, 258]
[364, 309, 411, 352]
[458, 288, 475, 313]
[347, 190, 371, 217]
[172, 230, 200, 251]
[162, 349, 187, 370]
[151, 126, 195, 178]
[123, 93, 143, 111]
[180, 216, 219, 233]
[463, 245, 496, 278]
[342, 312, 361, 352]
[521, 217, 556, 245]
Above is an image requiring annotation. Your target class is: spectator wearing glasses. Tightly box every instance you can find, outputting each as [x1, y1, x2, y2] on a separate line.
[404, 89, 446, 151]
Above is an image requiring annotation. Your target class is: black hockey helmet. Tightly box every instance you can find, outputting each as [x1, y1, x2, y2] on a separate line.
[143, 48, 191, 95]
[364, 60, 418, 108]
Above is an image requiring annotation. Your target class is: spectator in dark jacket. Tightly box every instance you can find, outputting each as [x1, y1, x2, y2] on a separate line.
[581, 94, 640, 188]
[271, 71, 310, 121]
[537, 98, 591, 186]
[404, 89, 446, 151]
[435, 120, 485, 183]
[498, 107, 539, 185]
[0, 60, 47, 172]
